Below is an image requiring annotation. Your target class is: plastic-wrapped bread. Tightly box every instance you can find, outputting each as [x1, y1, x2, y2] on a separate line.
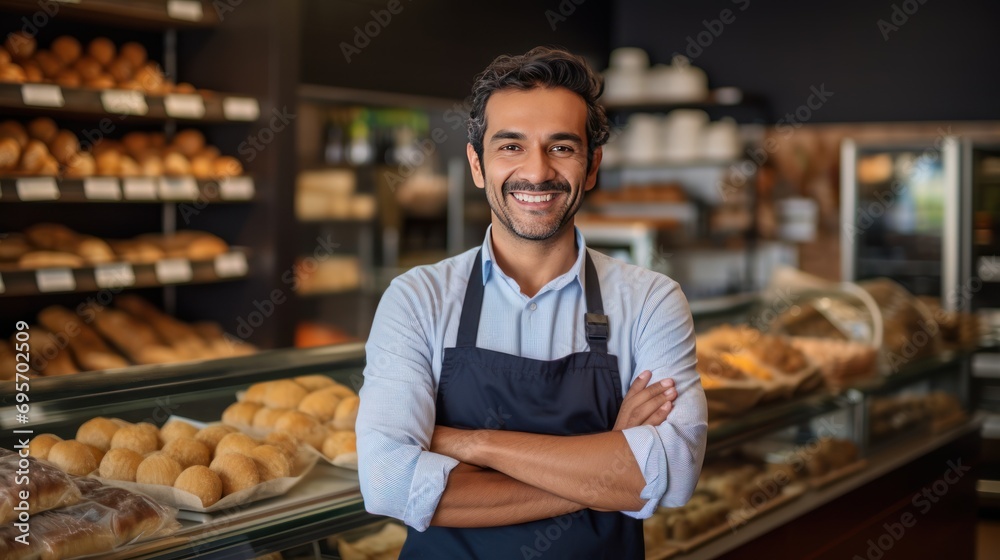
[38, 305, 129, 371]
[92, 308, 178, 365]
[115, 295, 211, 359]
[0, 454, 83, 525]
[30, 325, 80, 376]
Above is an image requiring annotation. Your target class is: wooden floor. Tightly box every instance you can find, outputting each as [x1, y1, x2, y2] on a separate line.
[978, 520, 1000, 559]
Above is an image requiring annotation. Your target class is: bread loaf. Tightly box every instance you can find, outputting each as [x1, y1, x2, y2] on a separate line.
[275, 411, 325, 450]
[0, 455, 82, 524]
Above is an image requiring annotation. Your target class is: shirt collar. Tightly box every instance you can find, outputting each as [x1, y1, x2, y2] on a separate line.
[480, 224, 588, 293]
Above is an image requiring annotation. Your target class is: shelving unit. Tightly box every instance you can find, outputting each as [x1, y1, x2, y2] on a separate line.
[0, 0, 221, 29]
[0, 175, 255, 202]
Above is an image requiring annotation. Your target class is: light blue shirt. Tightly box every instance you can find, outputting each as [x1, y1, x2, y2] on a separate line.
[357, 226, 707, 531]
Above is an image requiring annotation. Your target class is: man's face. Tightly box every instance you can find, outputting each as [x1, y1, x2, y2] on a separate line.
[468, 87, 602, 242]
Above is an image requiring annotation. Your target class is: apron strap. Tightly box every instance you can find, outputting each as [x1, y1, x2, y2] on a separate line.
[455, 249, 485, 348]
[584, 250, 609, 354]
[455, 248, 610, 354]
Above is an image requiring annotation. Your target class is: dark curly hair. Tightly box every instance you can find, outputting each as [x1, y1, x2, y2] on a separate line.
[468, 46, 610, 172]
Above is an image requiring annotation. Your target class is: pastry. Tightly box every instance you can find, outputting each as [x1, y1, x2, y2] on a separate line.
[293, 374, 335, 392]
[76, 417, 122, 451]
[29, 433, 62, 460]
[298, 387, 343, 422]
[249, 444, 291, 481]
[215, 433, 258, 457]
[222, 401, 263, 428]
[332, 396, 360, 431]
[162, 437, 211, 468]
[174, 465, 222, 508]
[160, 419, 199, 444]
[210, 453, 260, 496]
[263, 380, 309, 409]
[98, 448, 144, 482]
[48, 440, 98, 476]
[110, 425, 159, 455]
[274, 411, 326, 449]
[136, 454, 183, 486]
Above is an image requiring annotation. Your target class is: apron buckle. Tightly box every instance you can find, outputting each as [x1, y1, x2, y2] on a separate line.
[585, 313, 609, 341]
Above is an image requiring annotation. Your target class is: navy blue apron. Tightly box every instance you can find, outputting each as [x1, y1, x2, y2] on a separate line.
[400, 249, 644, 559]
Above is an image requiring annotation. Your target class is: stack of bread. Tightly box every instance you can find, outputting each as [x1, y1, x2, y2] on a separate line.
[222, 375, 359, 464]
[0, 449, 178, 559]
[1, 31, 200, 95]
[1, 223, 231, 269]
[0, 296, 256, 380]
[0, 119, 243, 179]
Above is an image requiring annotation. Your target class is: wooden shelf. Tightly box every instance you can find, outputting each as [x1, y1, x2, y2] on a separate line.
[0, 83, 261, 123]
[0, 0, 220, 29]
[0, 175, 255, 203]
[0, 249, 250, 297]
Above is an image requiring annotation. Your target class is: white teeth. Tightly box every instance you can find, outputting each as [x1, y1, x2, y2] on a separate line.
[512, 193, 554, 203]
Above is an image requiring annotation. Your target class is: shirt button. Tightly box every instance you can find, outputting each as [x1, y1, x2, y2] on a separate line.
[529, 303, 537, 311]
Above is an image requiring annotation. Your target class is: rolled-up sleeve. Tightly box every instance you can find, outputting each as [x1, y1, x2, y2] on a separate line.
[620, 279, 707, 518]
[357, 278, 459, 531]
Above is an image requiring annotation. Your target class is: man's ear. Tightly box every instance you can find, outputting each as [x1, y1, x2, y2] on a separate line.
[585, 146, 603, 191]
[467, 143, 485, 189]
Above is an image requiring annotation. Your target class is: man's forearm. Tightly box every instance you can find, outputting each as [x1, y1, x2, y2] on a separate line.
[431, 463, 584, 527]
[436, 429, 647, 511]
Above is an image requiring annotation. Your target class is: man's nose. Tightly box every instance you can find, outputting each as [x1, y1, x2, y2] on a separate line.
[517, 148, 557, 185]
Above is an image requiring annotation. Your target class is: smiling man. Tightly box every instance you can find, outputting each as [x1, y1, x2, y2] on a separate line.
[357, 47, 707, 559]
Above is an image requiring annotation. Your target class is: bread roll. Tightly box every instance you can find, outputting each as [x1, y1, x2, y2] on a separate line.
[215, 433, 258, 457]
[0, 46, 9, 65]
[94, 149, 120, 176]
[35, 49, 64, 79]
[135, 63, 165, 93]
[275, 411, 325, 450]
[173, 82, 196, 94]
[37, 154, 59, 175]
[249, 445, 291, 481]
[294, 375, 335, 392]
[162, 437, 211, 469]
[0, 120, 27, 146]
[55, 68, 82, 88]
[210, 453, 260, 496]
[213, 156, 243, 178]
[135, 422, 160, 439]
[119, 42, 147, 69]
[98, 448, 144, 481]
[28, 324, 79, 377]
[244, 381, 272, 404]
[121, 132, 149, 158]
[222, 401, 262, 428]
[263, 432, 300, 462]
[39, 306, 128, 372]
[263, 380, 309, 410]
[0, 64, 26, 83]
[0, 136, 19, 170]
[252, 407, 287, 430]
[29, 433, 62, 460]
[107, 57, 133, 83]
[5, 31, 36, 60]
[49, 129, 80, 164]
[76, 417, 122, 451]
[322, 431, 357, 459]
[138, 153, 163, 177]
[324, 382, 357, 400]
[110, 425, 159, 455]
[136, 453, 183, 486]
[87, 37, 116, 67]
[84, 444, 105, 465]
[108, 240, 163, 264]
[332, 396, 360, 431]
[160, 419, 199, 444]
[51, 36, 81, 64]
[298, 387, 343, 423]
[19, 139, 49, 172]
[172, 130, 206, 158]
[163, 151, 190, 176]
[28, 117, 58, 144]
[74, 56, 102, 81]
[48, 440, 98, 476]
[194, 424, 237, 452]
[174, 465, 222, 508]
[93, 308, 174, 365]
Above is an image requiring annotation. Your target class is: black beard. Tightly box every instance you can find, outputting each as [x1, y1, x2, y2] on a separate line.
[489, 178, 578, 241]
[502, 179, 572, 196]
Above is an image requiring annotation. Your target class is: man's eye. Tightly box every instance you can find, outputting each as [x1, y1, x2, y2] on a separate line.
[500, 145, 521, 151]
[551, 145, 574, 153]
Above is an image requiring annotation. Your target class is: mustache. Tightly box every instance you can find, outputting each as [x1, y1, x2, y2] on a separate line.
[502, 179, 571, 195]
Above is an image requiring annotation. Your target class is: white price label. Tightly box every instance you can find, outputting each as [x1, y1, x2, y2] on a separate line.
[0, 273, 5, 294]
[123, 178, 158, 200]
[223, 97, 260, 121]
[220, 177, 254, 200]
[36, 268, 76, 293]
[95, 263, 136, 289]
[21, 84, 64, 107]
[214, 252, 248, 278]
[158, 177, 199, 200]
[155, 259, 193, 284]
[101, 89, 148, 115]
[16, 177, 59, 201]
[164, 94, 205, 119]
[83, 177, 121, 200]
[167, 0, 204, 21]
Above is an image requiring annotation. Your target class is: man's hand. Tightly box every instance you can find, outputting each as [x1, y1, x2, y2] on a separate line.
[613, 370, 676, 431]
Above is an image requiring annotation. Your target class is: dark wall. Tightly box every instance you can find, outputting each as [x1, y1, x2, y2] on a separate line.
[612, 0, 1000, 122]
[300, 0, 612, 100]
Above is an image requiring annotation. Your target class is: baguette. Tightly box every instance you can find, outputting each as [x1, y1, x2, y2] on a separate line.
[108, 240, 164, 264]
[19, 250, 85, 269]
[37, 305, 129, 371]
[115, 295, 210, 359]
[92, 308, 178, 365]
[192, 321, 257, 357]
[30, 325, 80, 376]
[24, 224, 115, 264]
